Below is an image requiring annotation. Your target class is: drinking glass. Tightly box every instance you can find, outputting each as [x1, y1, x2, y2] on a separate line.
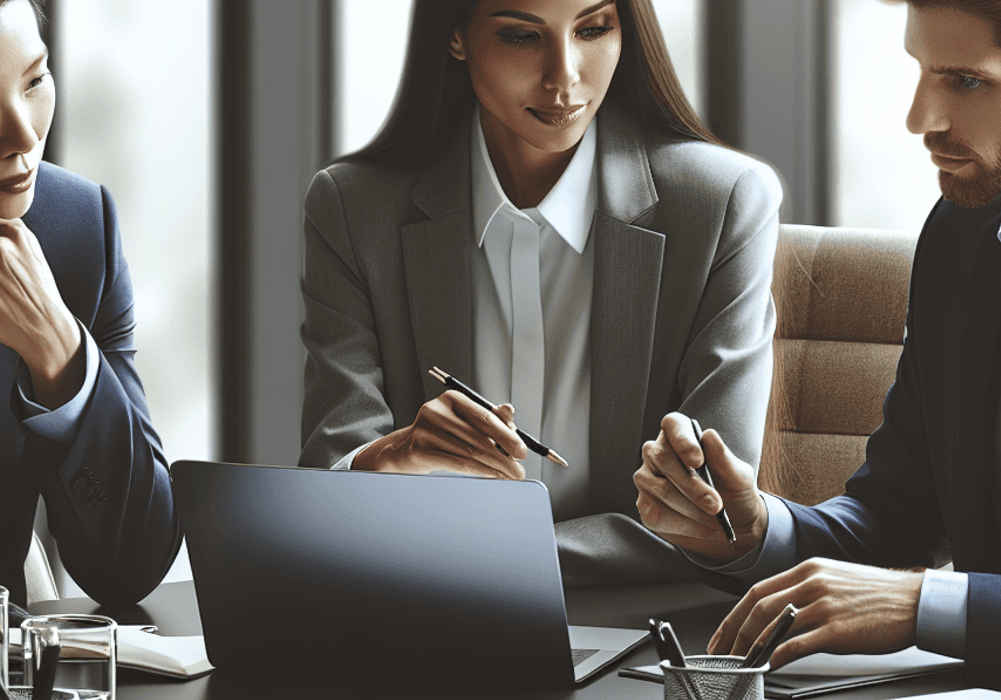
[12, 614, 117, 700]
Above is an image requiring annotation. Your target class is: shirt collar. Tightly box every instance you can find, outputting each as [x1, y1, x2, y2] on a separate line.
[470, 104, 596, 254]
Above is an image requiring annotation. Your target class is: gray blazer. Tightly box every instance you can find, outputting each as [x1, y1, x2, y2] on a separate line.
[299, 101, 782, 519]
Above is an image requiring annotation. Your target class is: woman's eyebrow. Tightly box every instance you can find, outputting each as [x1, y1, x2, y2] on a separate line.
[23, 47, 48, 74]
[490, 0, 614, 24]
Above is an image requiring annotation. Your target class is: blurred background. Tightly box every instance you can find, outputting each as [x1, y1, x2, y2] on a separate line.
[37, 0, 939, 594]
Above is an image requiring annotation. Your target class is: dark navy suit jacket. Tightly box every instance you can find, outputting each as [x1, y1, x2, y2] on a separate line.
[0, 162, 180, 608]
[783, 196, 1001, 689]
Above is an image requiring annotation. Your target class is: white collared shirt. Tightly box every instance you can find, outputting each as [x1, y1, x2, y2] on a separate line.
[470, 105, 597, 522]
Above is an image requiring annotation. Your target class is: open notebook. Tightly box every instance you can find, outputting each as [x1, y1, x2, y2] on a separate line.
[10, 626, 213, 679]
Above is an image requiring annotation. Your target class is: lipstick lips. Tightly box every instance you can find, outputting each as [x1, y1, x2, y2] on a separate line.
[0, 169, 34, 194]
[527, 104, 587, 127]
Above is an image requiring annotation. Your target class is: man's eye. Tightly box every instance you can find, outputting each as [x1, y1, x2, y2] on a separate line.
[960, 75, 983, 89]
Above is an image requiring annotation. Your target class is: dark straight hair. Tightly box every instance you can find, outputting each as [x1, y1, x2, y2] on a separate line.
[342, 0, 721, 169]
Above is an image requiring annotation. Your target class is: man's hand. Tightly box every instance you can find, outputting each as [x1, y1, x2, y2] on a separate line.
[354, 390, 528, 479]
[0, 219, 84, 409]
[634, 412, 767, 562]
[709, 557, 924, 669]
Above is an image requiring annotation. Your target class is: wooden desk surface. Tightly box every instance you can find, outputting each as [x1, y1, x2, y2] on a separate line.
[30, 580, 971, 699]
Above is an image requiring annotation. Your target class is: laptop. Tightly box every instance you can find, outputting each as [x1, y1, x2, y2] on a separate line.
[171, 461, 648, 688]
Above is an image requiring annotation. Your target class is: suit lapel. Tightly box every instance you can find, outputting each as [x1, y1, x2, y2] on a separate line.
[589, 105, 666, 512]
[401, 103, 667, 511]
[955, 208, 1001, 572]
[401, 116, 475, 401]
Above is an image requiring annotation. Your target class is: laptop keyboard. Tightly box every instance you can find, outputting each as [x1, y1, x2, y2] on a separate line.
[571, 648, 600, 666]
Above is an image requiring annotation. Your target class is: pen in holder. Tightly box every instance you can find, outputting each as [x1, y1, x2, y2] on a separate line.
[660, 655, 768, 700]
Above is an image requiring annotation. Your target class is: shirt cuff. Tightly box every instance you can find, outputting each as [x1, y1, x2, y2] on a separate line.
[915, 568, 967, 659]
[680, 492, 798, 583]
[331, 442, 371, 470]
[15, 321, 99, 443]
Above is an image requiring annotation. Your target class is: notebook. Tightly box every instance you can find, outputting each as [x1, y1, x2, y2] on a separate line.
[171, 461, 648, 688]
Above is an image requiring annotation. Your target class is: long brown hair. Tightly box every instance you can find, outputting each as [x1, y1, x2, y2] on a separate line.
[342, 0, 720, 168]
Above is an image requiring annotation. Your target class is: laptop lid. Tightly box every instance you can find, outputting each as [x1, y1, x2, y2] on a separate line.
[172, 461, 642, 688]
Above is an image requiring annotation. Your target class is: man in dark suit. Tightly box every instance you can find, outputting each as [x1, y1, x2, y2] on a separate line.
[0, 0, 179, 608]
[633, 0, 1001, 690]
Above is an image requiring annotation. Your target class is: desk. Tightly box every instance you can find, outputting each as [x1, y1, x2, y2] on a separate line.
[30, 581, 971, 699]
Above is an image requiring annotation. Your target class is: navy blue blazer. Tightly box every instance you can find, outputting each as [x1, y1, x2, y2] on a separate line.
[0, 162, 180, 608]
[783, 196, 1001, 689]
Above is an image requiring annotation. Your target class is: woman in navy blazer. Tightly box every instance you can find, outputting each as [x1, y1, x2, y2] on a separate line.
[0, 0, 179, 607]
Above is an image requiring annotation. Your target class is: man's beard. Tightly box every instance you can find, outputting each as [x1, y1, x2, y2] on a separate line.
[926, 131, 1001, 208]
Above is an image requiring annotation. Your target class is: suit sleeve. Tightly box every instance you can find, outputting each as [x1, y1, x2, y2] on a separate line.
[784, 319, 997, 686]
[780, 210, 949, 569]
[675, 162, 782, 469]
[299, 168, 395, 468]
[14, 185, 180, 607]
[775, 209, 1001, 685]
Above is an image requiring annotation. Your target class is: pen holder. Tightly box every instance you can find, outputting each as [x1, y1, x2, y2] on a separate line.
[660, 655, 768, 700]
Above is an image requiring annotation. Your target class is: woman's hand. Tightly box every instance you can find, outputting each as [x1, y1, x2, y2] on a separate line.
[0, 218, 84, 409]
[634, 412, 767, 562]
[353, 390, 528, 479]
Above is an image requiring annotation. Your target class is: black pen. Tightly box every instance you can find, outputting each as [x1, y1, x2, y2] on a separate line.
[648, 618, 687, 668]
[690, 418, 736, 544]
[742, 603, 797, 668]
[31, 627, 60, 700]
[429, 367, 568, 467]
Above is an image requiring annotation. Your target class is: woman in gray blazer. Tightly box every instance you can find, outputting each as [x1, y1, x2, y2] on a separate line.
[299, 0, 782, 538]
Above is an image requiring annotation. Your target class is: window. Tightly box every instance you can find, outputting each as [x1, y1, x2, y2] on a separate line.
[57, 0, 212, 591]
[832, 0, 940, 232]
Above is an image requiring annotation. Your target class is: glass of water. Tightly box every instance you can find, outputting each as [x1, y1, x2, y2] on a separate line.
[15, 614, 117, 700]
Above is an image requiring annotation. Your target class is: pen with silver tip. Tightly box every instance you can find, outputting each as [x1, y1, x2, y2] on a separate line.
[429, 366, 569, 467]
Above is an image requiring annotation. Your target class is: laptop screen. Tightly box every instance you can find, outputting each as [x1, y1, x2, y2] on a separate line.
[173, 462, 577, 688]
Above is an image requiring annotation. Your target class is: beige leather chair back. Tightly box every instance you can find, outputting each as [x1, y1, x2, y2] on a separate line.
[758, 224, 919, 505]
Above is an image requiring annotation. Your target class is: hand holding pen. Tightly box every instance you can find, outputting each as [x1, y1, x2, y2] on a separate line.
[633, 412, 768, 562]
[352, 371, 530, 479]
[429, 367, 568, 467]
[690, 418, 735, 545]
